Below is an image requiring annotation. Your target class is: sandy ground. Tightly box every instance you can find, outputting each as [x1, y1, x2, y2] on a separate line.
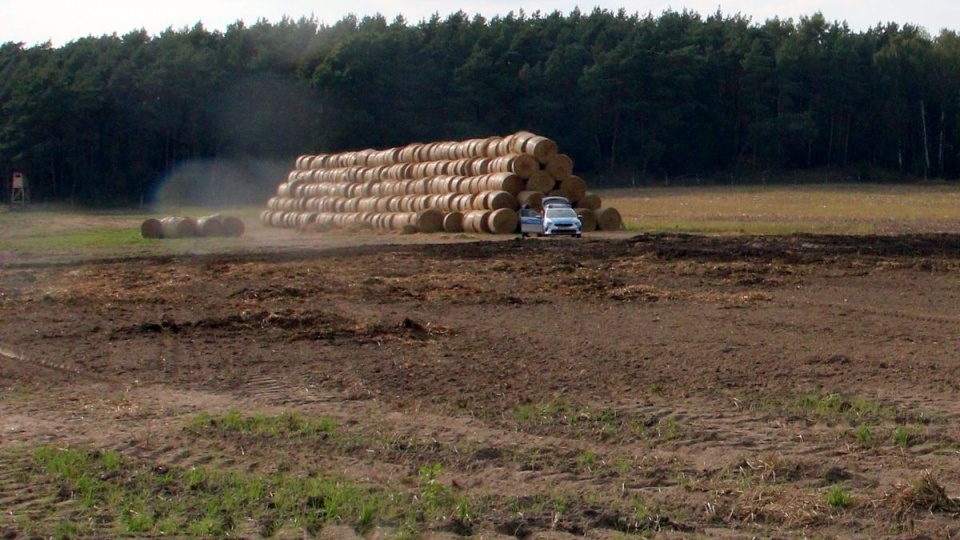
[2, 220, 960, 538]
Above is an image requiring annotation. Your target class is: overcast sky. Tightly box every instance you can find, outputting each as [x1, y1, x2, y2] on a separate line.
[2, 0, 957, 47]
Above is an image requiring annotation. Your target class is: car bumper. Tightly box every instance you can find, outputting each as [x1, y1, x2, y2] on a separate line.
[544, 227, 582, 236]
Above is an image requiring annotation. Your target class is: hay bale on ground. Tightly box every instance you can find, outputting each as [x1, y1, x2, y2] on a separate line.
[222, 216, 245, 237]
[160, 217, 197, 238]
[443, 212, 464, 233]
[415, 208, 445, 233]
[596, 207, 623, 231]
[487, 208, 519, 234]
[576, 208, 598, 232]
[196, 214, 224, 237]
[140, 218, 164, 239]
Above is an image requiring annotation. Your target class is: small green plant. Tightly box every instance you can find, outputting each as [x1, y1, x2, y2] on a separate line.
[53, 519, 85, 540]
[121, 507, 155, 533]
[856, 425, 874, 447]
[551, 491, 570, 514]
[826, 484, 854, 508]
[418, 463, 452, 520]
[658, 416, 682, 441]
[577, 449, 598, 471]
[893, 426, 912, 447]
[516, 403, 536, 422]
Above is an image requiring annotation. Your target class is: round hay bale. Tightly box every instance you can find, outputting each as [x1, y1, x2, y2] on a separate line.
[416, 208, 445, 233]
[196, 214, 225, 237]
[400, 224, 419, 235]
[545, 153, 574, 181]
[487, 208, 519, 234]
[140, 218, 164, 239]
[297, 212, 318, 229]
[453, 194, 471, 212]
[483, 172, 522, 196]
[295, 155, 312, 170]
[517, 190, 544, 209]
[160, 217, 197, 238]
[596, 207, 624, 231]
[438, 192, 458, 212]
[462, 211, 478, 232]
[525, 170, 555, 194]
[313, 216, 331, 232]
[560, 175, 587, 203]
[475, 137, 494, 158]
[443, 211, 464, 233]
[578, 192, 602, 210]
[575, 208, 598, 232]
[222, 216, 246, 237]
[482, 137, 502, 157]
[462, 210, 492, 233]
[474, 157, 491, 175]
[507, 131, 535, 154]
[487, 190, 519, 211]
[522, 135, 558, 164]
[511, 154, 540, 179]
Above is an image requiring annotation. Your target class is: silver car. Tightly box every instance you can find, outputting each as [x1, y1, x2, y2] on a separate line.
[542, 206, 583, 237]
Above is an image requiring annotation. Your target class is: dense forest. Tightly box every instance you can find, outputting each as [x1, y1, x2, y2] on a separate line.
[2, 9, 960, 206]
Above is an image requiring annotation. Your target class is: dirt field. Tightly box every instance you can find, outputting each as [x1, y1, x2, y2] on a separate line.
[2, 217, 960, 538]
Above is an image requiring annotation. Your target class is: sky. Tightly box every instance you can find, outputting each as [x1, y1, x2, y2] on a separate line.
[2, 0, 957, 47]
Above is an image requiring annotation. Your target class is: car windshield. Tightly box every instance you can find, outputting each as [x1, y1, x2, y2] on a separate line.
[546, 207, 578, 219]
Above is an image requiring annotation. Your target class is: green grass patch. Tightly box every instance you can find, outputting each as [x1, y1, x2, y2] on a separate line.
[0, 207, 259, 257]
[778, 393, 891, 426]
[21, 445, 399, 538]
[855, 425, 875, 448]
[0, 226, 156, 252]
[825, 484, 855, 508]
[893, 426, 913, 447]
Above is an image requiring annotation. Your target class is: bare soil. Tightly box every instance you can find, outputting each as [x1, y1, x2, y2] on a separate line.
[2, 223, 960, 538]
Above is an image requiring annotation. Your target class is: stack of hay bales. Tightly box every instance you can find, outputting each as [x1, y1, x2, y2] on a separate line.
[261, 131, 623, 234]
[141, 214, 245, 239]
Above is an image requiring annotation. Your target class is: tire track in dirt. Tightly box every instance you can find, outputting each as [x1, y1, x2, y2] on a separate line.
[783, 300, 960, 329]
[0, 343, 94, 379]
[240, 375, 340, 406]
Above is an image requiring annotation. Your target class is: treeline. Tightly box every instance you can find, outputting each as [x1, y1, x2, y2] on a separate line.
[2, 9, 960, 206]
